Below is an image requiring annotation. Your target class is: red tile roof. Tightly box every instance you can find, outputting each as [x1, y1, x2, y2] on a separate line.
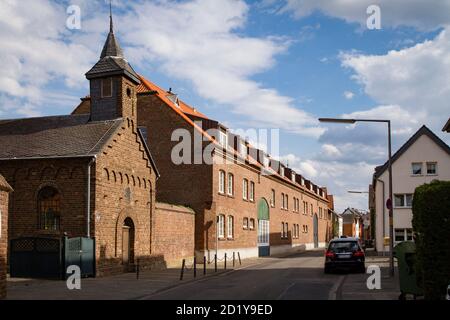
[137, 76, 209, 120]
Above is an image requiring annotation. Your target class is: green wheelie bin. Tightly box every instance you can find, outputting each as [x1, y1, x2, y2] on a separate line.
[393, 241, 423, 300]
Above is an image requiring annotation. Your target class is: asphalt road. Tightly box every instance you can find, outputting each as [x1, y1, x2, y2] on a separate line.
[146, 250, 346, 300]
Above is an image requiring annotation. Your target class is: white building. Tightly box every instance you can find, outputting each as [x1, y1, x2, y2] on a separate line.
[372, 125, 450, 253]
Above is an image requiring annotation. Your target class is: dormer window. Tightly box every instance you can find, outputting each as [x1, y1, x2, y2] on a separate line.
[280, 167, 285, 177]
[167, 92, 180, 108]
[101, 78, 112, 98]
[218, 130, 228, 148]
[291, 172, 295, 182]
[239, 141, 247, 158]
[263, 155, 270, 168]
[301, 178, 305, 186]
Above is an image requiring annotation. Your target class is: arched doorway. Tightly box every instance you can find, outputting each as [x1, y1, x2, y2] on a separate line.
[257, 198, 270, 257]
[313, 214, 319, 248]
[122, 218, 135, 271]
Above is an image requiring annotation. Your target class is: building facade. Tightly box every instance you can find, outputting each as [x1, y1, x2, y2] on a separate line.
[0, 175, 12, 299]
[340, 208, 364, 238]
[0, 17, 163, 276]
[371, 126, 450, 253]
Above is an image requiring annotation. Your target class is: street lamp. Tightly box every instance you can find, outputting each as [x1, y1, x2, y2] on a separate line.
[319, 117, 394, 277]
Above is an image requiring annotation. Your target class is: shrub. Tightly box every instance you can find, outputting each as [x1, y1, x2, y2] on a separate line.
[412, 180, 450, 300]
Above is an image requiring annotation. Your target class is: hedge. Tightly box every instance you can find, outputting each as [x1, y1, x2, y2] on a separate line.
[412, 180, 450, 300]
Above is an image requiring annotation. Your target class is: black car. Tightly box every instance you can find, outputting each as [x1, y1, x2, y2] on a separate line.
[324, 237, 365, 273]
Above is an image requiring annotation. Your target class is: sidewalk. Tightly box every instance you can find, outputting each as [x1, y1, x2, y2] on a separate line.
[337, 256, 401, 300]
[6, 257, 261, 300]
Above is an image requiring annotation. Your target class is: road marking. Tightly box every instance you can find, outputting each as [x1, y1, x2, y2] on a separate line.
[328, 275, 346, 300]
[276, 282, 296, 300]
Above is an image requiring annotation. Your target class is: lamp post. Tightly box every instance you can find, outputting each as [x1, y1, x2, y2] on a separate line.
[319, 118, 394, 277]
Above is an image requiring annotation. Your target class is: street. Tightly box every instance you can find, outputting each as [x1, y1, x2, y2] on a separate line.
[146, 251, 345, 300]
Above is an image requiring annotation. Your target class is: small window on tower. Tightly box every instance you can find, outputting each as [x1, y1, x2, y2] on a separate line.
[102, 78, 112, 97]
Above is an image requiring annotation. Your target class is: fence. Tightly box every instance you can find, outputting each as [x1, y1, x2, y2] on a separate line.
[179, 252, 242, 280]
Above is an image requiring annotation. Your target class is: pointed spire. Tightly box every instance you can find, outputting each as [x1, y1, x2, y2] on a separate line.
[109, 0, 113, 33]
[100, 1, 123, 58]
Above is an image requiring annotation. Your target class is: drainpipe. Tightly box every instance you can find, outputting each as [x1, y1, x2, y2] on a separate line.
[87, 156, 97, 238]
[376, 178, 386, 239]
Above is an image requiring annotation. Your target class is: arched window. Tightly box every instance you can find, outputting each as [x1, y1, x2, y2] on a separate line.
[38, 187, 61, 231]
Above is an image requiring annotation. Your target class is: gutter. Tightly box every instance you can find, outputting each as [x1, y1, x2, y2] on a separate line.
[87, 156, 97, 238]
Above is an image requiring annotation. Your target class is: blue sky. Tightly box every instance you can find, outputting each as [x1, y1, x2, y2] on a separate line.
[1, 0, 450, 212]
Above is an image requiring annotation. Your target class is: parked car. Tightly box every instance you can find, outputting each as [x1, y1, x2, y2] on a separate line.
[324, 237, 365, 274]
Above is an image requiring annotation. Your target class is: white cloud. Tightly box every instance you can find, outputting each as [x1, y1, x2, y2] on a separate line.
[117, 0, 323, 137]
[278, 0, 450, 31]
[343, 91, 355, 100]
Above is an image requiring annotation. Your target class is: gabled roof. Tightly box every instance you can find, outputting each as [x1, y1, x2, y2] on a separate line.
[374, 125, 450, 179]
[137, 76, 209, 120]
[0, 174, 12, 192]
[443, 118, 450, 132]
[0, 114, 122, 159]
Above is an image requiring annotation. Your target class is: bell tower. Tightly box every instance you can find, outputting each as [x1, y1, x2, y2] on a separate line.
[85, 5, 140, 123]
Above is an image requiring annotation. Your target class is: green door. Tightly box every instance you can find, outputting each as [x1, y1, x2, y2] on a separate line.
[257, 199, 270, 257]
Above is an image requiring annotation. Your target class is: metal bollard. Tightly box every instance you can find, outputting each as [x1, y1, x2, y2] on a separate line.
[238, 252, 242, 266]
[180, 259, 186, 280]
[194, 256, 197, 278]
[214, 254, 217, 273]
[136, 258, 140, 280]
[224, 253, 227, 270]
[233, 252, 235, 267]
[203, 256, 207, 275]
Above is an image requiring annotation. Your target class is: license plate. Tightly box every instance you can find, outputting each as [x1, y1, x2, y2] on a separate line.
[338, 254, 351, 259]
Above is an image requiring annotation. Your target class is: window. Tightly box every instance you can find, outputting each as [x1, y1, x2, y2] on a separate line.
[249, 218, 255, 230]
[227, 216, 234, 238]
[310, 204, 313, 216]
[249, 182, 255, 201]
[291, 172, 296, 182]
[427, 162, 437, 175]
[263, 155, 270, 168]
[281, 222, 285, 239]
[243, 179, 248, 200]
[293, 197, 296, 211]
[281, 193, 285, 209]
[304, 201, 308, 215]
[243, 217, 249, 229]
[227, 173, 234, 196]
[239, 141, 247, 158]
[38, 187, 61, 231]
[285, 195, 289, 210]
[412, 163, 422, 175]
[394, 194, 413, 208]
[218, 130, 228, 148]
[270, 189, 275, 207]
[395, 228, 413, 243]
[280, 167, 285, 177]
[286, 223, 289, 239]
[217, 215, 225, 238]
[101, 78, 112, 97]
[218, 171, 225, 194]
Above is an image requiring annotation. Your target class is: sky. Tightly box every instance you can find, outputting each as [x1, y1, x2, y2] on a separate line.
[1, 0, 450, 212]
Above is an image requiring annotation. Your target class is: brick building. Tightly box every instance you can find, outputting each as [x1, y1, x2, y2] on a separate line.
[75, 77, 333, 260]
[0, 17, 162, 276]
[0, 174, 12, 299]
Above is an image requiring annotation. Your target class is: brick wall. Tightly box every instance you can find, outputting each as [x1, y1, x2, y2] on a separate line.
[152, 202, 195, 267]
[0, 186, 10, 299]
[93, 116, 158, 276]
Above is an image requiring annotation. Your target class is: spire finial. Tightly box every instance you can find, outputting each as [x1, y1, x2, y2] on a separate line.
[109, 0, 113, 33]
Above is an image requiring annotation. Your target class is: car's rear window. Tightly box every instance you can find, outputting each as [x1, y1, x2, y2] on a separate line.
[328, 241, 359, 252]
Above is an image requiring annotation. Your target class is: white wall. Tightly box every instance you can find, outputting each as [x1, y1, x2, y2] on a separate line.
[374, 133, 450, 252]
